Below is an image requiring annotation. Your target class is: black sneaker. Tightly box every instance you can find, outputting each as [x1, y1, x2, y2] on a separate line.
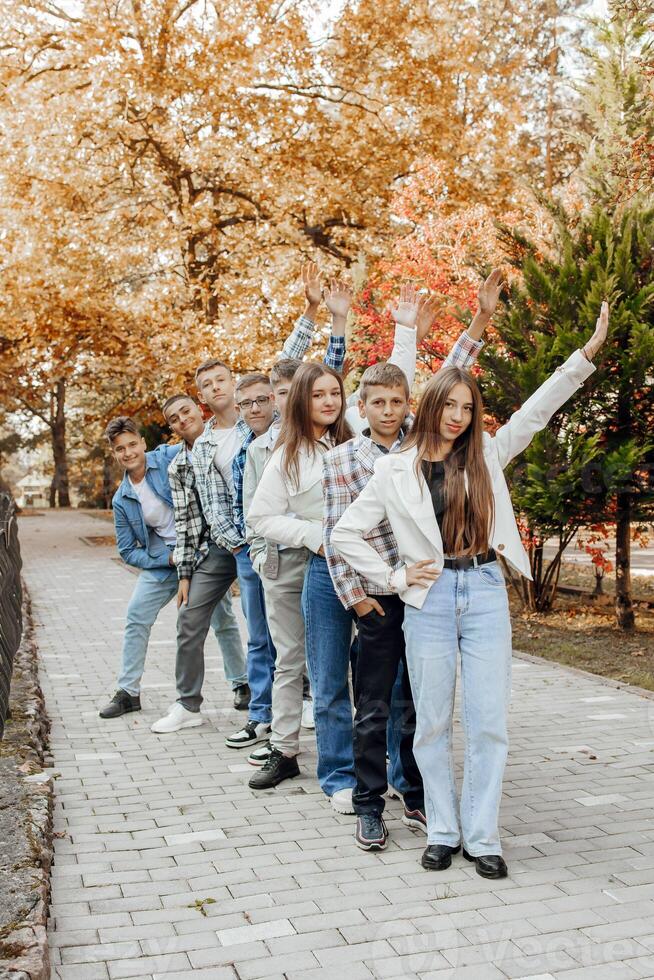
[225, 720, 271, 749]
[99, 690, 141, 719]
[355, 814, 388, 851]
[402, 805, 427, 833]
[248, 748, 300, 789]
[233, 683, 251, 711]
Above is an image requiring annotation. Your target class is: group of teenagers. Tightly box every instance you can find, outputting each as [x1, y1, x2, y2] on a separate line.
[101, 260, 609, 878]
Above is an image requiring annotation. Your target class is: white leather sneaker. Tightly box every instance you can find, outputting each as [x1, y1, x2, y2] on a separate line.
[330, 787, 355, 814]
[151, 703, 204, 734]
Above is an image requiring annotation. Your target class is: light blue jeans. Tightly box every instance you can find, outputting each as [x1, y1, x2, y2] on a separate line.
[403, 561, 512, 856]
[117, 568, 246, 695]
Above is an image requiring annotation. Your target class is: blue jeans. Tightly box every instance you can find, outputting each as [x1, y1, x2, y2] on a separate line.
[403, 561, 512, 856]
[117, 568, 247, 695]
[235, 546, 276, 724]
[301, 554, 355, 797]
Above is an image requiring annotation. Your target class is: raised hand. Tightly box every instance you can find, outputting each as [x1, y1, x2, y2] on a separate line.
[324, 277, 353, 321]
[302, 261, 322, 310]
[388, 283, 420, 329]
[405, 559, 440, 587]
[582, 301, 609, 361]
[477, 268, 505, 318]
[416, 292, 440, 343]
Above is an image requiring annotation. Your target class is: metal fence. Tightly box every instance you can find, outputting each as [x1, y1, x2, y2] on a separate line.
[0, 492, 22, 739]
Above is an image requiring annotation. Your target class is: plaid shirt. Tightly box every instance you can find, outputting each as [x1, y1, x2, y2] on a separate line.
[322, 329, 484, 609]
[194, 313, 344, 552]
[169, 445, 211, 580]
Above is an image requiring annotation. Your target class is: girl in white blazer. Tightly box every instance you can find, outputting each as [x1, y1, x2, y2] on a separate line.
[331, 304, 608, 877]
[248, 287, 422, 812]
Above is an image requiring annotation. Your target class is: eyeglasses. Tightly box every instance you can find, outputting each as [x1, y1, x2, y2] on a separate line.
[237, 395, 272, 411]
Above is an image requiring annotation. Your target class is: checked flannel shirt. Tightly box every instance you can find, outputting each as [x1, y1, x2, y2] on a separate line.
[322, 329, 484, 610]
[194, 314, 346, 553]
[168, 445, 213, 581]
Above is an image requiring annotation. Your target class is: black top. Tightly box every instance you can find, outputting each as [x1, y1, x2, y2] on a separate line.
[421, 459, 470, 554]
[421, 459, 447, 530]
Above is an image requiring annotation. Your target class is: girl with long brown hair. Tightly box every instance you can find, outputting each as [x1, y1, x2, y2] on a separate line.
[248, 289, 422, 810]
[332, 303, 609, 877]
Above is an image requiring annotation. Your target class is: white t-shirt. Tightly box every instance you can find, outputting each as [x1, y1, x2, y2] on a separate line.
[211, 425, 243, 498]
[129, 475, 176, 546]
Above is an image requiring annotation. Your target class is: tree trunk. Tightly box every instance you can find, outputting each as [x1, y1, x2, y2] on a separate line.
[102, 455, 114, 510]
[615, 490, 635, 630]
[49, 379, 71, 508]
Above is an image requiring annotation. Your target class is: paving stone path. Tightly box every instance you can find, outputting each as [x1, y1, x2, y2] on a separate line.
[18, 510, 654, 980]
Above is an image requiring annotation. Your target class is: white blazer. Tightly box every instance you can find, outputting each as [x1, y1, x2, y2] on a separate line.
[331, 349, 596, 609]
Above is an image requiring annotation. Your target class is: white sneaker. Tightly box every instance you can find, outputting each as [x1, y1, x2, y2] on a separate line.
[248, 741, 272, 767]
[151, 703, 204, 734]
[301, 699, 315, 729]
[225, 720, 271, 749]
[386, 783, 403, 801]
[330, 787, 355, 814]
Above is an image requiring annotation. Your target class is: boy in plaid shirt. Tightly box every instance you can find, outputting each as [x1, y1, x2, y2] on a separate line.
[322, 271, 502, 851]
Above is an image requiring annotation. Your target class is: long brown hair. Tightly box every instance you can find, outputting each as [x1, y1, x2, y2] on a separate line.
[403, 367, 494, 556]
[278, 362, 352, 488]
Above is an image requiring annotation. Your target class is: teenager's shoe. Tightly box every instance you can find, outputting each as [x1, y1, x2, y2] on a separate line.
[225, 720, 271, 749]
[248, 748, 300, 789]
[301, 699, 315, 729]
[248, 741, 272, 767]
[355, 814, 388, 851]
[99, 690, 141, 719]
[151, 703, 204, 734]
[463, 848, 508, 879]
[403, 806, 427, 833]
[421, 844, 461, 871]
[330, 788, 355, 814]
[386, 784, 403, 801]
[233, 684, 251, 711]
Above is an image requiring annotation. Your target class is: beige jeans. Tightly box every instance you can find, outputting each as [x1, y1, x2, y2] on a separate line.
[261, 547, 309, 757]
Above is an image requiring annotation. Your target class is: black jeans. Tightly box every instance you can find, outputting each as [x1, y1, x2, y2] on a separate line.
[352, 594, 423, 815]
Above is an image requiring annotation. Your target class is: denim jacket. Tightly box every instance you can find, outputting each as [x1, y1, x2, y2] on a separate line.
[112, 444, 181, 580]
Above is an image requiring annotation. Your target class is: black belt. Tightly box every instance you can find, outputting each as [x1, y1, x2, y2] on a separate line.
[443, 549, 497, 571]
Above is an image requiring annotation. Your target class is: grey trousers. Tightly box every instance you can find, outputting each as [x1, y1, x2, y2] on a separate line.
[176, 543, 238, 711]
[260, 547, 309, 756]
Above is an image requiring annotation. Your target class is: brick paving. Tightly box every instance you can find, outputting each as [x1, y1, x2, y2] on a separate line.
[18, 509, 654, 980]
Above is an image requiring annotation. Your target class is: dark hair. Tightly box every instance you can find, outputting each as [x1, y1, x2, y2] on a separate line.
[105, 416, 140, 444]
[195, 358, 231, 383]
[279, 362, 352, 488]
[162, 393, 195, 417]
[359, 362, 410, 401]
[235, 373, 271, 396]
[403, 367, 494, 557]
[270, 358, 302, 387]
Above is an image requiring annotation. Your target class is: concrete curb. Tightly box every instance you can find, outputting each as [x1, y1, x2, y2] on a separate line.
[0, 589, 53, 980]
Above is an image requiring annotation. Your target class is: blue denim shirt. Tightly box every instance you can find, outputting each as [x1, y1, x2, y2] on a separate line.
[112, 444, 181, 580]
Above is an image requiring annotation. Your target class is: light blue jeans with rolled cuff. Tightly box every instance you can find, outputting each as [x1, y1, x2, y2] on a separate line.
[117, 567, 246, 696]
[403, 560, 512, 856]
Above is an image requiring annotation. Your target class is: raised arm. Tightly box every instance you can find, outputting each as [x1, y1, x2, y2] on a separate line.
[322, 277, 351, 373]
[492, 303, 608, 469]
[280, 262, 323, 360]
